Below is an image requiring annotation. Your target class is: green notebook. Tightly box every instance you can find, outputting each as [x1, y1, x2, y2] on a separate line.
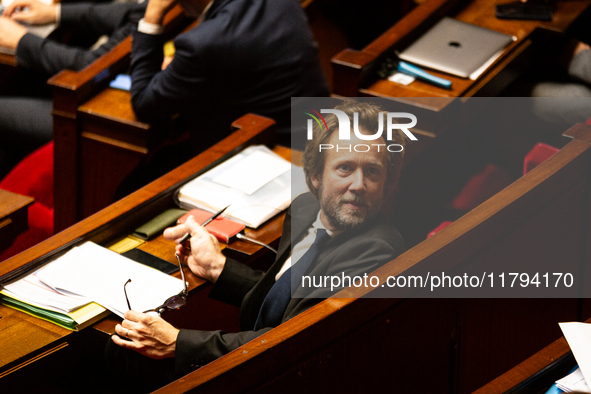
[1, 295, 77, 330]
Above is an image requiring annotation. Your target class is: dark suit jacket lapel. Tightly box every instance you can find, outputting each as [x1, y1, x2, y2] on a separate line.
[239, 193, 319, 330]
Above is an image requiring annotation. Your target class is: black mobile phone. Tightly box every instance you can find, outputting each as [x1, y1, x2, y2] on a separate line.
[121, 248, 179, 275]
[496, 1, 552, 21]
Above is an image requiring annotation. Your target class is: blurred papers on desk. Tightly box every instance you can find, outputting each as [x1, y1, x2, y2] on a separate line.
[555, 366, 590, 393]
[0, 271, 108, 331]
[177, 145, 307, 228]
[557, 322, 591, 392]
[0, 242, 185, 329]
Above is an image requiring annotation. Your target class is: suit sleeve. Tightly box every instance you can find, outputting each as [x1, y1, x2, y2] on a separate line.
[175, 259, 267, 373]
[175, 327, 271, 373]
[209, 258, 265, 307]
[129, 27, 215, 123]
[60, 3, 138, 36]
[16, 3, 142, 76]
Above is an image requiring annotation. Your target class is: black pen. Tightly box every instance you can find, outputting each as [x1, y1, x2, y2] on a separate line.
[178, 205, 230, 244]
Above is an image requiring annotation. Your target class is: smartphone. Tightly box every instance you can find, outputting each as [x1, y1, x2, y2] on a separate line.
[121, 248, 179, 275]
[496, 1, 552, 21]
[109, 74, 131, 91]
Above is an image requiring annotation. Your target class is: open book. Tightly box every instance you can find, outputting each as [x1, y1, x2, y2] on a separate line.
[176, 145, 307, 228]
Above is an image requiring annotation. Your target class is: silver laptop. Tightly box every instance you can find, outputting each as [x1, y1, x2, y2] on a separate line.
[398, 17, 514, 79]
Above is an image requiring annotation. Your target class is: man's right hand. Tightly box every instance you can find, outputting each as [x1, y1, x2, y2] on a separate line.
[144, 0, 177, 26]
[163, 216, 226, 283]
[3, 0, 57, 25]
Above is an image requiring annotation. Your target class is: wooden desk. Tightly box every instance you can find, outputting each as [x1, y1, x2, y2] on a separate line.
[0, 191, 34, 253]
[0, 114, 278, 390]
[331, 0, 591, 109]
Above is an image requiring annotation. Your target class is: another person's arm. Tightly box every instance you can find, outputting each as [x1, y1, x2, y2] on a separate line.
[130, 0, 214, 122]
[0, 0, 142, 75]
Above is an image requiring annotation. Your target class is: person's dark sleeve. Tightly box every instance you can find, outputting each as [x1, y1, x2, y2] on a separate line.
[568, 49, 591, 84]
[294, 225, 405, 299]
[16, 3, 143, 75]
[60, 2, 138, 36]
[208, 258, 265, 307]
[175, 259, 268, 373]
[130, 29, 211, 123]
[175, 327, 271, 373]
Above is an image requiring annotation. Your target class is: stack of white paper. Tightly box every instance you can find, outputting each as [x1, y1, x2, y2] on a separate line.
[2, 271, 91, 314]
[32, 242, 184, 318]
[177, 145, 307, 228]
[556, 367, 591, 392]
[558, 322, 591, 393]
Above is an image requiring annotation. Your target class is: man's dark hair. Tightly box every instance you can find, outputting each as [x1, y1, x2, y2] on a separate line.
[302, 100, 407, 199]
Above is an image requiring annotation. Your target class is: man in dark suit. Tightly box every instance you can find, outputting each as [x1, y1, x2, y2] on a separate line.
[130, 0, 329, 149]
[108, 101, 405, 389]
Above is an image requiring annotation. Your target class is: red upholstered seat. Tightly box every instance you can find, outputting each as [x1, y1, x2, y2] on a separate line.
[523, 143, 559, 176]
[426, 141, 561, 239]
[0, 142, 54, 261]
[450, 163, 513, 212]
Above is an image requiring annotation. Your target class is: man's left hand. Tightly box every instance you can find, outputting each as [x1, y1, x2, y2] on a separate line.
[112, 310, 180, 359]
[0, 17, 27, 50]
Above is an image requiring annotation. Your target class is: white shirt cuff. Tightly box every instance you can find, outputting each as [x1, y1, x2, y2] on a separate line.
[138, 18, 164, 35]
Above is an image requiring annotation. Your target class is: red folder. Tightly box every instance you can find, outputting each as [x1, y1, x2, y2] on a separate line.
[178, 209, 245, 243]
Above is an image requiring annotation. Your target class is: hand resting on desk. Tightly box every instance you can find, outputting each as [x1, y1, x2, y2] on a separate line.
[111, 215, 227, 359]
[0, 16, 27, 50]
[163, 215, 227, 283]
[0, 0, 56, 50]
[2, 0, 57, 25]
[112, 310, 179, 359]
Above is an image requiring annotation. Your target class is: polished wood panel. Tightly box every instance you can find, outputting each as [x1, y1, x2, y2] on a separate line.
[0, 190, 34, 252]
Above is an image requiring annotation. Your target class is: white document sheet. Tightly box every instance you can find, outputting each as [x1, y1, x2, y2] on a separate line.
[559, 322, 591, 391]
[212, 149, 291, 195]
[556, 367, 591, 393]
[36, 242, 184, 318]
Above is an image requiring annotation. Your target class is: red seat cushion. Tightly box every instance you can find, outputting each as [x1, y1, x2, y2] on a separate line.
[523, 143, 559, 176]
[0, 142, 54, 208]
[0, 142, 54, 261]
[450, 164, 513, 212]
